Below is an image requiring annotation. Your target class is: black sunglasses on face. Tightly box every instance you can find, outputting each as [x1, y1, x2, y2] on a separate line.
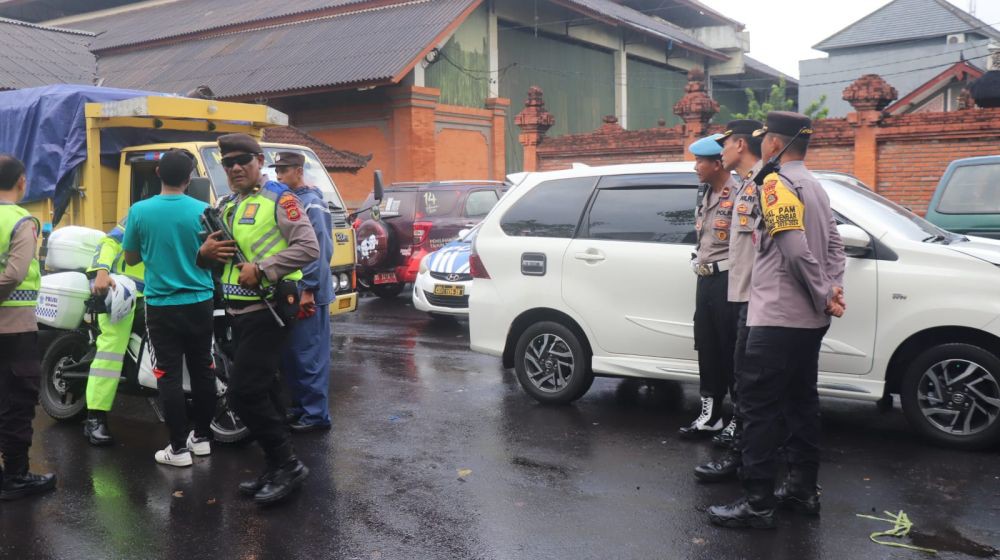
[221, 153, 258, 169]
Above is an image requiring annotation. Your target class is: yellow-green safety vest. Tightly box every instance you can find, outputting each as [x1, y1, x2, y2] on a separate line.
[221, 182, 302, 301]
[0, 204, 40, 307]
[87, 218, 145, 296]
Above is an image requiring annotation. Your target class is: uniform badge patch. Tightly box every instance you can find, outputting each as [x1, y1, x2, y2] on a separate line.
[714, 219, 730, 229]
[715, 229, 728, 241]
[760, 173, 805, 236]
[278, 194, 302, 222]
[737, 203, 748, 213]
[744, 185, 756, 196]
[721, 187, 731, 198]
[721, 200, 733, 209]
[739, 215, 749, 226]
[239, 203, 260, 224]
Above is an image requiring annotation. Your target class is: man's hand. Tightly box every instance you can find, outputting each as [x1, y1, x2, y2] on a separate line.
[91, 269, 115, 296]
[236, 262, 261, 290]
[199, 231, 237, 264]
[826, 286, 846, 317]
[299, 289, 316, 318]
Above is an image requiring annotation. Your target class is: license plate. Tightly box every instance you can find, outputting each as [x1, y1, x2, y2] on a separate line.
[433, 284, 465, 297]
[373, 272, 397, 285]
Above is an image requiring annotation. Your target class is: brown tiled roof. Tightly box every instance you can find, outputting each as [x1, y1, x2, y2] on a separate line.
[264, 126, 371, 172]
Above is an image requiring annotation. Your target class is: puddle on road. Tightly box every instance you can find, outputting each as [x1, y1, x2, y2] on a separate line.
[910, 528, 998, 557]
[511, 456, 569, 478]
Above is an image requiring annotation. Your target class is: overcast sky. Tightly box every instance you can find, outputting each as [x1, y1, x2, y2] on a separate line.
[698, 0, 1000, 78]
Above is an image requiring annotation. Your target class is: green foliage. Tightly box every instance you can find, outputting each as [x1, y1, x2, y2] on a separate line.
[730, 78, 829, 121]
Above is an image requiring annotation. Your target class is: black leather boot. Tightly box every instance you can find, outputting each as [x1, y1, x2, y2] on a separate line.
[0, 459, 56, 501]
[253, 458, 309, 505]
[678, 397, 724, 440]
[711, 418, 739, 448]
[707, 479, 776, 529]
[775, 468, 821, 515]
[694, 449, 740, 483]
[84, 411, 114, 447]
[238, 468, 276, 497]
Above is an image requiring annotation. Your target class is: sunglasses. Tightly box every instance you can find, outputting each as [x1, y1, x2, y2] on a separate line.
[221, 153, 259, 169]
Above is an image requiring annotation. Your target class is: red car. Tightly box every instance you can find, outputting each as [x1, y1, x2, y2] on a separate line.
[354, 181, 506, 298]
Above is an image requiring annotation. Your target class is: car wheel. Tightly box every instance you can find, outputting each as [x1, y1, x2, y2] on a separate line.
[39, 331, 90, 422]
[371, 282, 405, 299]
[514, 321, 593, 404]
[356, 219, 396, 269]
[900, 343, 1000, 450]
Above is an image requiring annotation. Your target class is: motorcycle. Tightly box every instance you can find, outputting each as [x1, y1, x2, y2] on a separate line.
[36, 272, 249, 443]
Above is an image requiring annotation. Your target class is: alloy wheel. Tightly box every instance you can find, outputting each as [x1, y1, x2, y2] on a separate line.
[523, 333, 575, 393]
[917, 358, 1000, 436]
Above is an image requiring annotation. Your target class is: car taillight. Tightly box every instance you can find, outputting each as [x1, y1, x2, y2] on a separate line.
[470, 252, 490, 279]
[413, 221, 433, 246]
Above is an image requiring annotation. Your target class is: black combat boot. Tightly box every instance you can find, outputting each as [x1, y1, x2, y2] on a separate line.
[238, 467, 277, 497]
[774, 467, 821, 515]
[711, 417, 739, 448]
[707, 479, 776, 529]
[694, 448, 740, 483]
[84, 410, 115, 447]
[678, 397, 724, 439]
[253, 458, 309, 505]
[0, 455, 56, 501]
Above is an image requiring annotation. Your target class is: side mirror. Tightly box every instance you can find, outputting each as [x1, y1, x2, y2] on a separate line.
[837, 223, 872, 257]
[373, 170, 384, 202]
[187, 177, 213, 204]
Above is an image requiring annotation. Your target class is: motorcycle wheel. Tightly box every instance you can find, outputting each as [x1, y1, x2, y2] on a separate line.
[209, 345, 250, 443]
[39, 331, 90, 422]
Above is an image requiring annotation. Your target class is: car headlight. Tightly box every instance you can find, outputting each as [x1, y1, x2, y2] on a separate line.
[338, 273, 350, 291]
[419, 256, 429, 274]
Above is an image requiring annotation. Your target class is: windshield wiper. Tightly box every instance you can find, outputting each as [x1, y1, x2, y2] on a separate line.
[922, 234, 947, 243]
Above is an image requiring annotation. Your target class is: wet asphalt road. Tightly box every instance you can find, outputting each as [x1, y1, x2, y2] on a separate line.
[5, 293, 1000, 560]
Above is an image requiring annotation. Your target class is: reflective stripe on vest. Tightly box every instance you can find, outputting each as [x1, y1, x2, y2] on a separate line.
[220, 182, 303, 301]
[0, 206, 40, 308]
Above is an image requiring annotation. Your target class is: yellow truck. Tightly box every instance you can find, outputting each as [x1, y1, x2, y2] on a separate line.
[2, 86, 359, 314]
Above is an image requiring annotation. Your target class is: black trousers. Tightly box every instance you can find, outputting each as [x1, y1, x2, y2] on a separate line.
[737, 325, 829, 481]
[693, 272, 738, 401]
[146, 300, 217, 451]
[730, 303, 750, 441]
[0, 332, 40, 474]
[230, 309, 294, 467]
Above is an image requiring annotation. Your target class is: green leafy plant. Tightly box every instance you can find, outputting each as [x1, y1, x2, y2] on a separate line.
[730, 78, 829, 121]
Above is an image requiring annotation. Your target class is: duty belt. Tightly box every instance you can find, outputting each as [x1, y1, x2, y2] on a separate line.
[222, 284, 275, 298]
[692, 259, 730, 277]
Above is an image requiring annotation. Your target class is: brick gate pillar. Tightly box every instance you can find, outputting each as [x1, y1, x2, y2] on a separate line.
[673, 68, 719, 161]
[485, 97, 510, 179]
[843, 74, 897, 190]
[515, 86, 555, 172]
[390, 86, 440, 182]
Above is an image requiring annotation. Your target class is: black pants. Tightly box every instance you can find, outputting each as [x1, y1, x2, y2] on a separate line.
[738, 325, 829, 481]
[694, 272, 738, 401]
[730, 303, 750, 444]
[146, 300, 217, 451]
[0, 332, 40, 474]
[230, 309, 294, 467]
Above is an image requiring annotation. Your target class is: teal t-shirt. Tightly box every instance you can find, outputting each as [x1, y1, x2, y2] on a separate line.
[122, 194, 214, 307]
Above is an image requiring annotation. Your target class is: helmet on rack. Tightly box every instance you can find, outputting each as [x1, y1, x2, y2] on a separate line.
[104, 275, 137, 324]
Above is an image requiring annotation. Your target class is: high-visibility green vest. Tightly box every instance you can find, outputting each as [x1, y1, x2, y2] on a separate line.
[0, 204, 40, 307]
[221, 182, 302, 301]
[87, 217, 145, 296]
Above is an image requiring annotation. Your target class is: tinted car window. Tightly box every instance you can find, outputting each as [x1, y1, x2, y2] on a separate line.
[419, 190, 461, 217]
[500, 177, 596, 238]
[937, 163, 1000, 214]
[465, 190, 499, 217]
[585, 187, 698, 243]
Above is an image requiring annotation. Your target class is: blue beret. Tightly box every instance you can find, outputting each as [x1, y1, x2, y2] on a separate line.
[689, 134, 724, 157]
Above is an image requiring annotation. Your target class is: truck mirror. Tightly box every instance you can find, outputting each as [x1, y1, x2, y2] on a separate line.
[374, 170, 384, 202]
[187, 177, 213, 204]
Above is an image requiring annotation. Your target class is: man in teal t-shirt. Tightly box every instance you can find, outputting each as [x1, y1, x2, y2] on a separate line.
[122, 149, 217, 468]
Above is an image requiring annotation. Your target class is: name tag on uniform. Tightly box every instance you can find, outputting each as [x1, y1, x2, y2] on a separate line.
[239, 203, 260, 224]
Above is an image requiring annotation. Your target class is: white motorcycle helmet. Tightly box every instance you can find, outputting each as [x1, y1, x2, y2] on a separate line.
[104, 275, 138, 324]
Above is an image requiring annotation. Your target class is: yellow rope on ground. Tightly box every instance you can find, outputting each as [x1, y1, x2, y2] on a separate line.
[856, 510, 938, 554]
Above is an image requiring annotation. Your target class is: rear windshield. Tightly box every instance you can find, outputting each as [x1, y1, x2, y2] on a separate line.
[937, 163, 1000, 214]
[372, 189, 464, 219]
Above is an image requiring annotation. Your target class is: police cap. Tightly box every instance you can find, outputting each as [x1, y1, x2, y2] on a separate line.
[753, 111, 813, 138]
[715, 119, 763, 145]
[688, 134, 724, 158]
[268, 151, 305, 168]
[217, 133, 262, 156]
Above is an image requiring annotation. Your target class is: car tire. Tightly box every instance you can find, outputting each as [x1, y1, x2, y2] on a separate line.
[371, 282, 405, 299]
[356, 219, 396, 269]
[39, 331, 91, 422]
[900, 342, 1000, 450]
[514, 321, 594, 404]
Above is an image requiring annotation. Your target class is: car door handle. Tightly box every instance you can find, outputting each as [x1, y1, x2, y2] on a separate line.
[574, 250, 606, 262]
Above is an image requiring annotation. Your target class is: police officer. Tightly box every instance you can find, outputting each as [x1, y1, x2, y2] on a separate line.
[83, 216, 145, 446]
[681, 134, 740, 439]
[197, 134, 319, 504]
[270, 152, 333, 432]
[708, 112, 846, 529]
[694, 120, 762, 481]
[0, 154, 56, 500]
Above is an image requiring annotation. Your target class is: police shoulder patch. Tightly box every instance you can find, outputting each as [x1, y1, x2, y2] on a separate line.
[278, 193, 302, 221]
[761, 173, 804, 236]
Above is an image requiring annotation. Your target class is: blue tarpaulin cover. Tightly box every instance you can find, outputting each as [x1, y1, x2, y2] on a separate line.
[0, 85, 218, 220]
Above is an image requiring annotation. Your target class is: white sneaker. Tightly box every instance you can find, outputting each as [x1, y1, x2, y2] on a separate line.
[154, 444, 193, 467]
[186, 431, 212, 457]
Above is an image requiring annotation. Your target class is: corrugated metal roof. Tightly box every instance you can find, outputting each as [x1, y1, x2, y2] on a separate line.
[557, 0, 726, 60]
[743, 56, 797, 86]
[97, 0, 477, 98]
[814, 0, 1000, 51]
[64, 0, 370, 51]
[0, 17, 96, 90]
[264, 126, 371, 171]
